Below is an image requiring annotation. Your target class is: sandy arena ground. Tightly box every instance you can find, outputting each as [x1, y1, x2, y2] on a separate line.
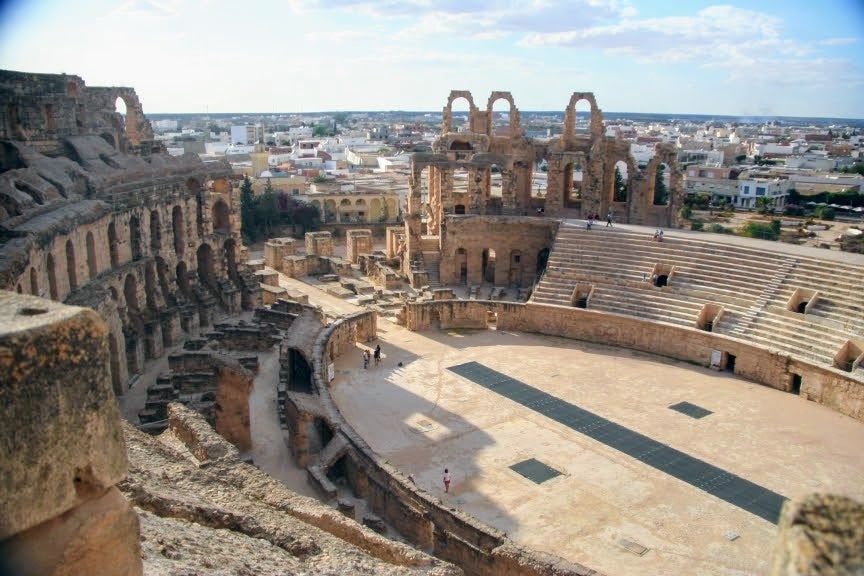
[330, 324, 864, 576]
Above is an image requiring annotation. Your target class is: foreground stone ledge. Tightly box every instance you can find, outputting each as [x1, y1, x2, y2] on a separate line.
[0, 291, 127, 539]
[771, 494, 864, 576]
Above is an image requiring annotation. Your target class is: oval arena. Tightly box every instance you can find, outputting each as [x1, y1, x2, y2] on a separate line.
[1, 74, 862, 576]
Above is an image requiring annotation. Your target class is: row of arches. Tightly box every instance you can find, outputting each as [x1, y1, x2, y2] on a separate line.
[448, 246, 549, 287]
[17, 193, 235, 301]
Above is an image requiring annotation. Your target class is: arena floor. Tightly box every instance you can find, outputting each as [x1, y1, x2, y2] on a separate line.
[330, 324, 864, 576]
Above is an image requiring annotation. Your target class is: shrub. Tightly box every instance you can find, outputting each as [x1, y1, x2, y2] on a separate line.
[679, 205, 693, 220]
[691, 220, 704, 231]
[740, 221, 780, 240]
[783, 204, 805, 217]
[814, 206, 836, 220]
[709, 223, 729, 234]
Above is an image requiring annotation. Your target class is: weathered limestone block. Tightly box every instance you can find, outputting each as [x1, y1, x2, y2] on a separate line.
[305, 231, 333, 257]
[0, 487, 142, 576]
[0, 291, 127, 540]
[264, 237, 295, 271]
[771, 494, 864, 576]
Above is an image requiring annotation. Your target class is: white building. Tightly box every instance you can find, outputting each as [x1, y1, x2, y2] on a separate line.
[736, 178, 791, 210]
[230, 124, 264, 145]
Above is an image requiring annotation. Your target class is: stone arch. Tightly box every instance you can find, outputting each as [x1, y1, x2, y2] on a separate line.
[562, 159, 584, 207]
[108, 221, 120, 267]
[212, 200, 230, 233]
[176, 261, 191, 296]
[612, 159, 631, 203]
[563, 92, 602, 143]
[482, 248, 496, 283]
[124, 273, 139, 312]
[109, 286, 119, 301]
[370, 198, 382, 221]
[144, 261, 159, 312]
[443, 91, 476, 134]
[486, 92, 521, 137]
[47, 253, 58, 300]
[197, 243, 216, 289]
[129, 215, 143, 260]
[150, 209, 162, 251]
[29, 267, 38, 296]
[108, 333, 122, 397]
[86, 231, 97, 279]
[172, 205, 185, 255]
[65, 238, 77, 291]
[113, 92, 143, 146]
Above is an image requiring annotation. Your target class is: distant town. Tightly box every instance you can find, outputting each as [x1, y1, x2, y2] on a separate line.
[145, 108, 864, 229]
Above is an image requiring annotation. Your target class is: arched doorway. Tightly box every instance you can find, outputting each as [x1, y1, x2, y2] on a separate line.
[653, 163, 670, 206]
[156, 257, 171, 303]
[108, 221, 119, 267]
[197, 244, 216, 289]
[129, 215, 142, 260]
[176, 261, 191, 296]
[150, 209, 161, 251]
[65, 238, 77, 291]
[47, 253, 58, 300]
[212, 200, 230, 232]
[124, 273, 139, 312]
[144, 262, 159, 312]
[482, 248, 496, 284]
[172, 205, 185, 255]
[86, 231, 97, 279]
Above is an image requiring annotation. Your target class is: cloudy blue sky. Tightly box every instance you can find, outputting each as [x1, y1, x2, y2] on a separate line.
[1, 0, 862, 117]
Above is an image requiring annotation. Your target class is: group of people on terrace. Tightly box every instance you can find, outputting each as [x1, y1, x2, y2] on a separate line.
[586, 211, 614, 229]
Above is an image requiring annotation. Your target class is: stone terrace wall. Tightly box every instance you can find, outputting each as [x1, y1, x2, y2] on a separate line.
[309, 306, 603, 576]
[404, 300, 864, 422]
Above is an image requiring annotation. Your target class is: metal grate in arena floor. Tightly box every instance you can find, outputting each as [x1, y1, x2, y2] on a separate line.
[509, 458, 563, 484]
[447, 361, 786, 524]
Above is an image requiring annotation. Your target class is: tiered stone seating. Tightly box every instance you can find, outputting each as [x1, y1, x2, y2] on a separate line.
[532, 222, 864, 371]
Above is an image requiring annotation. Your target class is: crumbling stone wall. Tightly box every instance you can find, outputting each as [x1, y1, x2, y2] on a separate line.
[401, 89, 681, 280]
[306, 231, 333, 257]
[346, 229, 374, 264]
[0, 70, 261, 395]
[0, 291, 142, 576]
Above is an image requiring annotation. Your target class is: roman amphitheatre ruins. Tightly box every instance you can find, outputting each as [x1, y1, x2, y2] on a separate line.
[1, 70, 863, 576]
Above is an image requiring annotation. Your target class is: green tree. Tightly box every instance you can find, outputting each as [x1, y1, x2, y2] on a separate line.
[653, 164, 668, 205]
[312, 124, 329, 137]
[613, 166, 627, 202]
[740, 221, 780, 240]
[756, 196, 773, 215]
[240, 176, 255, 241]
[814, 206, 836, 220]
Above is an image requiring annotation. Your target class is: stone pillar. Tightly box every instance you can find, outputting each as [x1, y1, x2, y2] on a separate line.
[264, 238, 296, 271]
[304, 232, 333, 257]
[346, 229, 373, 264]
[0, 291, 142, 576]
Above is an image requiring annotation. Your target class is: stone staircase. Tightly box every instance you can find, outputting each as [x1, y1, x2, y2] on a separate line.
[724, 257, 797, 336]
[422, 251, 442, 288]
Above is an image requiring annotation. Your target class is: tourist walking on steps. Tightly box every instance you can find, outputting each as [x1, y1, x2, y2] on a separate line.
[443, 468, 451, 493]
[606, 211, 613, 227]
[362, 349, 370, 369]
[374, 345, 381, 366]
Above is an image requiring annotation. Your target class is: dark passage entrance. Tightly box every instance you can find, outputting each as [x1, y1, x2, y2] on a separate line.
[791, 374, 802, 395]
[726, 354, 736, 373]
[287, 348, 313, 393]
[654, 274, 668, 287]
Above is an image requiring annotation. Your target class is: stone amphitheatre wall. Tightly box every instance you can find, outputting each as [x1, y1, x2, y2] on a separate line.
[0, 69, 260, 396]
[307, 311, 603, 576]
[403, 300, 864, 422]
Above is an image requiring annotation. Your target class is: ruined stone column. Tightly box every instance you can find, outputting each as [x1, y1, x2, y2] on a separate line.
[0, 291, 142, 576]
